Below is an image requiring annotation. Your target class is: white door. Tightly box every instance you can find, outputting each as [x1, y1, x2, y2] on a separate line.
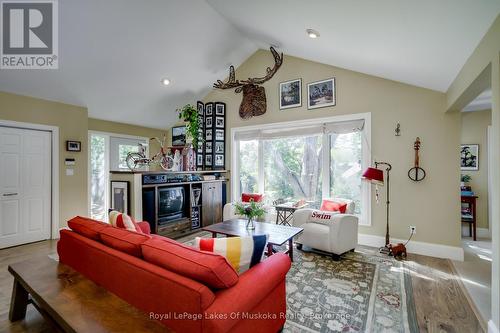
[0, 126, 51, 248]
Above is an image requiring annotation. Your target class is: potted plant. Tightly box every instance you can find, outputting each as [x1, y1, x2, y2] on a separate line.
[177, 104, 201, 149]
[234, 199, 266, 229]
[461, 174, 471, 188]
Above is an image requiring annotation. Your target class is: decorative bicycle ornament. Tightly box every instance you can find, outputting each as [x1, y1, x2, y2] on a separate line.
[126, 134, 174, 171]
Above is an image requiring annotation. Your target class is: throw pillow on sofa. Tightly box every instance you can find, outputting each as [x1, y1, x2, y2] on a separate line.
[309, 210, 339, 225]
[194, 234, 268, 274]
[141, 237, 239, 289]
[109, 210, 143, 233]
[241, 193, 264, 203]
[320, 199, 348, 213]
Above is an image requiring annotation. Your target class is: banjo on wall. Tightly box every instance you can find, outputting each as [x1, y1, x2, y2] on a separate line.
[408, 137, 426, 182]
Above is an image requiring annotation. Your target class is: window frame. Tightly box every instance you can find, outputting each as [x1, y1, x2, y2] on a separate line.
[231, 113, 372, 226]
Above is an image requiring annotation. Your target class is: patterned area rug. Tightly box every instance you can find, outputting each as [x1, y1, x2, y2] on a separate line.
[181, 232, 418, 333]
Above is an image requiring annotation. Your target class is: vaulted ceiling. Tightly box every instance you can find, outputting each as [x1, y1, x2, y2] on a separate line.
[0, 0, 499, 129]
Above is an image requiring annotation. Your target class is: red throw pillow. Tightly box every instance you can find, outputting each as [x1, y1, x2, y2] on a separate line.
[109, 210, 143, 233]
[141, 237, 238, 289]
[241, 193, 264, 203]
[67, 216, 110, 241]
[320, 199, 348, 213]
[99, 227, 151, 258]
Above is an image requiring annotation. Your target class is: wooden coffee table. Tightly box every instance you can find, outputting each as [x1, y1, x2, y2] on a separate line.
[202, 219, 303, 261]
[8, 257, 168, 332]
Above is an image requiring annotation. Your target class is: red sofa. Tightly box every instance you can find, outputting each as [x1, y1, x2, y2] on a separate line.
[57, 216, 291, 333]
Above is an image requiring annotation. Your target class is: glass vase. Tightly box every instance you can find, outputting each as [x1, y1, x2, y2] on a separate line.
[246, 216, 255, 230]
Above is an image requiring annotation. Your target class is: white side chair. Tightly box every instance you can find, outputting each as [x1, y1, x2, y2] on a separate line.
[292, 198, 358, 260]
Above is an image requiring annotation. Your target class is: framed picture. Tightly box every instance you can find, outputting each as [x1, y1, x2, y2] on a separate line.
[206, 117, 213, 128]
[307, 78, 336, 109]
[215, 102, 225, 116]
[205, 141, 213, 153]
[215, 116, 224, 128]
[215, 129, 224, 141]
[461, 144, 479, 171]
[197, 101, 204, 116]
[172, 126, 186, 146]
[205, 103, 213, 116]
[215, 141, 224, 153]
[206, 130, 213, 141]
[205, 154, 212, 166]
[279, 78, 301, 109]
[111, 181, 129, 214]
[215, 154, 224, 167]
[66, 140, 81, 152]
[196, 154, 203, 166]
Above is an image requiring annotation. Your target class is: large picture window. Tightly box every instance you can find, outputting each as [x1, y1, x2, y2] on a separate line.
[232, 114, 371, 225]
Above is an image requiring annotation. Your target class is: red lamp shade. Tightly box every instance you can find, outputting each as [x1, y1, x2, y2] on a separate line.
[362, 167, 384, 185]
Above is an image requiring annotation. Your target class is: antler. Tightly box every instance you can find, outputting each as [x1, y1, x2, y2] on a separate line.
[213, 65, 243, 89]
[241, 47, 283, 85]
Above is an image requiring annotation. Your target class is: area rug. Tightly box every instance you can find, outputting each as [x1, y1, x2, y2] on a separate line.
[182, 232, 419, 333]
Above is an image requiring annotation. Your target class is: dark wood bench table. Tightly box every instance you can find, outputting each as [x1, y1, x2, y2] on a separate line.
[202, 219, 303, 261]
[8, 257, 169, 333]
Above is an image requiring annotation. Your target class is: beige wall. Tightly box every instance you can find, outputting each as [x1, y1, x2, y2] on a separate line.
[0, 91, 89, 227]
[461, 110, 491, 230]
[204, 50, 461, 247]
[0, 91, 168, 229]
[446, 14, 500, 327]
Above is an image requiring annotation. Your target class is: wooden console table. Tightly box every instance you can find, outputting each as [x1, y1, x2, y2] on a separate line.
[461, 195, 478, 241]
[9, 257, 168, 332]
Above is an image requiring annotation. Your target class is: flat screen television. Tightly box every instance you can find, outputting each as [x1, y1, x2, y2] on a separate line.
[158, 187, 184, 223]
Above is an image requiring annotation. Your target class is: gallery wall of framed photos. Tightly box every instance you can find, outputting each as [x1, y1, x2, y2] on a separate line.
[196, 101, 226, 170]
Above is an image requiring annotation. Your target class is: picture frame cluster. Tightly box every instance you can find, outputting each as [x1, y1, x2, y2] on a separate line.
[279, 77, 336, 110]
[195, 101, 226, 170]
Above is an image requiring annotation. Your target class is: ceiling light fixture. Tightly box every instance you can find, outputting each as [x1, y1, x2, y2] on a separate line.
[161, 78, 171, 86]
[306, 29, 320, 39]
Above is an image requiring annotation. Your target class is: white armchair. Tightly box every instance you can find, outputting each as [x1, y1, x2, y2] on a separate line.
[292, 206, 359, 260]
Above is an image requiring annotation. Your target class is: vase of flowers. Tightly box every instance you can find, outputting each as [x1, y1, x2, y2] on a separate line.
[234, 199, 266, 230]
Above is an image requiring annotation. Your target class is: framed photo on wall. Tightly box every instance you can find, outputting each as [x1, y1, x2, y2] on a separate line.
[461, 144, 479, 171]
[307, 78, 336, 109]
[215, 102, 225, 116]
[66, 140, 81, 152]
[172, 126, 186, 146]
[279, 78, 301, 109]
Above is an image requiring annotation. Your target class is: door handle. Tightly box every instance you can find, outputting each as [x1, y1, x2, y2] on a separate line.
[3, 193, 18, 196]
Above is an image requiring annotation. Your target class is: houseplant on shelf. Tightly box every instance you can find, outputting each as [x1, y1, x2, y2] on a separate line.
[177, 104, 201, 149]
[234, 199, 266, 229]
[461, 174, 471, 189]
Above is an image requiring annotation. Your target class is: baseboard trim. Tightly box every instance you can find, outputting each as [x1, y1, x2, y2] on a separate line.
[461, 226, 491, 239]
[358, 233, 464, 261]
[489, 320, 499, 333]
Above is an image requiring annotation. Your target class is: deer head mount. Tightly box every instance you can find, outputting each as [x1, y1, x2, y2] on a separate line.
[214, 47, 283, 119]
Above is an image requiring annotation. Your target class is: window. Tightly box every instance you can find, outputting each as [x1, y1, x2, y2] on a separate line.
[232, 114, 371, 225]
[110, 137, 148, 171]
[88, 132, 148, 220]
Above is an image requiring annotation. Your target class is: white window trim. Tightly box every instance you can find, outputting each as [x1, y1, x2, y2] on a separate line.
[231, 112, 372, 226]
[87, 130, 149, 218]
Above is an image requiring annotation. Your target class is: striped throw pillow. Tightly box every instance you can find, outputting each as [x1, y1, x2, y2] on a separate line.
[194, 234, 268, 274]
[108, 210, 142, 233]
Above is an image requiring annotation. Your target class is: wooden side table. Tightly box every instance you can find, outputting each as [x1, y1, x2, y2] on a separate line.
[461, 195, 478, 241]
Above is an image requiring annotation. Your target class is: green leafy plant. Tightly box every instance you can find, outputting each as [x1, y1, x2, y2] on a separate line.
[234, 199, 266, 220]
[461, 174, 471, 183]
[177, 104, 201, 148]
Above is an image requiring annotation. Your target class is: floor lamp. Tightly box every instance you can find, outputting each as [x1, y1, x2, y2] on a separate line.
[362, 162, 392, 254]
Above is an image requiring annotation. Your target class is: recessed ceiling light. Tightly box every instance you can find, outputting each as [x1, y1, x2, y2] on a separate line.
[306, 29, 320, 39]
[161, 78, 171, 86]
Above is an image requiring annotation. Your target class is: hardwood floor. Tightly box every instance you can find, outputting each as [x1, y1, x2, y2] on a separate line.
[0, 241, 484, 332]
